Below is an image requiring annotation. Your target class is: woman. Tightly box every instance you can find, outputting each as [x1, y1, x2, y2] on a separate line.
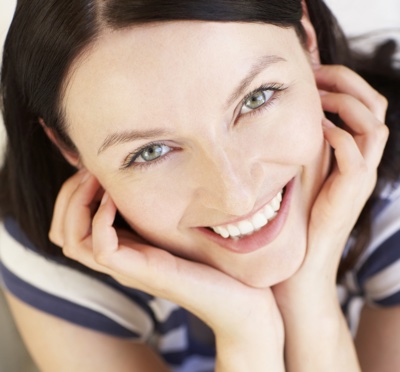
[0, 0, 399, 370]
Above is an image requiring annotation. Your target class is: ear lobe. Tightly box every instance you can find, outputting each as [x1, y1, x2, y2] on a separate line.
[301, 0, 321, 69]
[39, 118, 81, 168]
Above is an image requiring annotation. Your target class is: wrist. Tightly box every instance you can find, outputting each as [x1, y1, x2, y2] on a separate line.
[274, 276, 339, 318]
[278, 291, 360, 372]
[215, 327, 285, 372]
[214, 301, 285, 372]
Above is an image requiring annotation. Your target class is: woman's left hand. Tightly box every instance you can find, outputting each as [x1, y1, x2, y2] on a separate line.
[272, 65, 389, 371]
[275, 64, 388, 297]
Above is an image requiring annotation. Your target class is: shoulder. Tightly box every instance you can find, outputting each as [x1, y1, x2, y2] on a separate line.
[0, 217, 154, 339]
[342, 180, 400, 307]
[0, 217, 216, 370]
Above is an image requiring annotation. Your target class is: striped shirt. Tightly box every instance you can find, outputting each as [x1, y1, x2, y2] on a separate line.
[339, 180, 400, 333]
[1, 180, 400, 371]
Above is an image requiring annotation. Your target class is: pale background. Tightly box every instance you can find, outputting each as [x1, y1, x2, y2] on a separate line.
[0, 1, 399, 371]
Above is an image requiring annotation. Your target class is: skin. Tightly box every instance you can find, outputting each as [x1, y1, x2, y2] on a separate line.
[62, 21, 330, 288]
[4, 16, 392, 372]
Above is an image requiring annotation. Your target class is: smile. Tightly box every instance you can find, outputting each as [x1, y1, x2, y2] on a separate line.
[199, 178, 295, 254]
[210, 189, 283, 239]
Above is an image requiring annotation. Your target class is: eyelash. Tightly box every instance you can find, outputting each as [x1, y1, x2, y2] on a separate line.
[122, 82, 287, 170]
[121, 141, 175, 170]
[238, 82, 286, 119]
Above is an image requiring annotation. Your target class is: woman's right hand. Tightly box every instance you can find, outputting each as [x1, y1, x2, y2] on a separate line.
[49, 171, 285, 371]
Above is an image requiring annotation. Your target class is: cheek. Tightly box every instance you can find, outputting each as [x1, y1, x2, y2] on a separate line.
[264, 92, 324, 165]
[286, 114, 324, 163]
[107, 179, 188, 237]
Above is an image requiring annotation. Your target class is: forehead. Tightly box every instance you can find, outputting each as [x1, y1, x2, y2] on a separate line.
[63, 21, 302, 147]
[67, 21, 295, 76]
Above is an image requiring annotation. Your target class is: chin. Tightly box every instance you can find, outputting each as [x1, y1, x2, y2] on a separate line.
[229, 240, 306, 289]
[236, 266, 302, 289]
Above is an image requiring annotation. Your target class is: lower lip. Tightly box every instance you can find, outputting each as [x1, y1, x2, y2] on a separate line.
[197, 178, 295, 254]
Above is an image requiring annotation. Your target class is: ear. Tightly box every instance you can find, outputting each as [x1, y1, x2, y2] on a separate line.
[39, 118, 82, 168]
[301, 0, 320, 69]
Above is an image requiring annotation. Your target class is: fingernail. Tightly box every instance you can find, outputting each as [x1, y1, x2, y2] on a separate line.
[101, 192, 109, 205]
[322, 118, 335, 128]
[312, 62, 322, 71]
[318, 89, 328, 96]
[79, 172, 90, 184]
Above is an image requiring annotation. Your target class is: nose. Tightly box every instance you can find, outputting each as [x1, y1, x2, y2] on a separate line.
[192, 147, 262, 217]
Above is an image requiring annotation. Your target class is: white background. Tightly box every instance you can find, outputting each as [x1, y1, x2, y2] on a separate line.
[1, 0, 400, 50]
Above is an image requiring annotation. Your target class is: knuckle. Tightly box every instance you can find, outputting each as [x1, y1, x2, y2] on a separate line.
[358, 161, 369, 174]
[335, 65, 353, 80]
[48, 230, 61, 246]
[370, 121, 389, 144]
[377, 123, 390, 141]
[61, 175, 80, 194]
[332, 64, 348, 74]
[62, 244, 75, 259]
[339, 128, 354, 143]
[370, 92, 388, 118]
[339, 94, 357, 111]
[350, 160, 369, 179]
[93, 249, 109, 266]
[375, 92, 389, 110]
[91, 209, 103, 229]
[48, 228, 55, 242]
[57, 171, 85, 200]
[91, 215, 99, 230]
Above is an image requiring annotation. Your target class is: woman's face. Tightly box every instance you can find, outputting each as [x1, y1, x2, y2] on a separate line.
[63, 21, 330, 287]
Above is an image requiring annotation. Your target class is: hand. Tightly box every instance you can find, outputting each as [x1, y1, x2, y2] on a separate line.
[49, 171, 283, 345]
[274, 65, 388, 300]
[272, 65, 388, 372]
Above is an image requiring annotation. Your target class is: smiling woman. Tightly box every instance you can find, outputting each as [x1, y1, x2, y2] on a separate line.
[58, 21, 327, 288]
[0, 1, 399, 372]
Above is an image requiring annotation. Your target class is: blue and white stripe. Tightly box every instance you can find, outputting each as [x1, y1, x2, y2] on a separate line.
[2, 179, 400, 371]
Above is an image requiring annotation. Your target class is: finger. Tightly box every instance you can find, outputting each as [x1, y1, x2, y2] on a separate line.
[321, 92, 381, 133]
[91, 195, 178, 292]
[49, 170, 90, 247]
[321, 94, 388, 166]
[79, 191, 201, 299]
[83, 195, 272, 330]
[92, 192, 119, 259]
[315, 65, 388, 121]
[62, 174, 101, 256]
[90, 195, 241, 309]
[312, 120, 378, 247]
[58, 191, 113, 274]
[91, 233, 244, 321]
[322, 119, 365, 176]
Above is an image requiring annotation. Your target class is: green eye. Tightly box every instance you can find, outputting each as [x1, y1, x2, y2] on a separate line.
[240, 89, 274, 114]
[246, 91, 266, 108]
[135, 144, 171, 163]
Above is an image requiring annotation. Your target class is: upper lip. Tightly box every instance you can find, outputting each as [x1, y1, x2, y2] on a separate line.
[206, 182, 288, 228]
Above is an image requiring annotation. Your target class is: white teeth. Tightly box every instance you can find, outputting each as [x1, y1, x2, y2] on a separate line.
[238, 221, 254, 235]
[210, 189, 284, 239]
[251, 212, 268, 230]
[227, 225, 241, 238]
[213, 226, 230, 238]
[264, 204, 275, 219]
[271, 196, 280, 212]
[219, 227, 230, 238]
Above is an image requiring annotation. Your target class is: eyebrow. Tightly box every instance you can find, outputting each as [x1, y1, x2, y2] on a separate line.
[98, 128, 173, 155]
[225, 54, 287, 108]
[98, 54, 286, 155]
